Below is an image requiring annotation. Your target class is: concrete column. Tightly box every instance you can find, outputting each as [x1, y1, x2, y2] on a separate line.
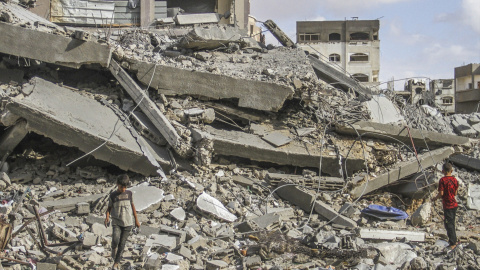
[140, 0, 155, 28]
[0, 119, 28, 159]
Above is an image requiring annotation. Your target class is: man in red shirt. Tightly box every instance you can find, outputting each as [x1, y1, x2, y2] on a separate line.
[433, 162, 459, 249]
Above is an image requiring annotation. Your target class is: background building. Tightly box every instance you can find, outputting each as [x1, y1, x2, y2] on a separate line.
[455, 63, 480, 114]
[430, 79, 455, 115]
[296, 19, 380, 88]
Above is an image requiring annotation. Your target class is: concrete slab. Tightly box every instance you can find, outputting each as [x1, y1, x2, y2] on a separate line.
[314, 201, 357, 228]
[40, 194, 104, 212]
[130, 60, 294, 112]
[175, 13, 220, 25]
[129, 183, 164, 212]
[0, 22, 111, 69]
[266, 173, 345, 190]
[335, 121, 470, 148]
[275, 181, 314, 212]
[365, 95, 404, 124]
[196, 192, 237, 222]
[450, 154, 480, 172]
[179, 25, 253, 50]
[359, 228, 425, 242]
[193, 126, 365, 177]
[350, 147, 454, 198]
[5, 77, 173, 176]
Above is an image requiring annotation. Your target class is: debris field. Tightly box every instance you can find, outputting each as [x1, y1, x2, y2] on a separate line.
[0, 2, 480, 270]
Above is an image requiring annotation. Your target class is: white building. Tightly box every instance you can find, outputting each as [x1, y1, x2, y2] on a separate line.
[296, 19, 380, 88]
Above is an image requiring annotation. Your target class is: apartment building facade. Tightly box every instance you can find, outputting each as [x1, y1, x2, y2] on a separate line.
[455, 64, 480, 114]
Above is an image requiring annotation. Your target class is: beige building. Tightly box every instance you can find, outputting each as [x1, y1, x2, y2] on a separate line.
[455, 64, 480, 114]
[296, 19, 380, 88]
[430, 79, 455, 115]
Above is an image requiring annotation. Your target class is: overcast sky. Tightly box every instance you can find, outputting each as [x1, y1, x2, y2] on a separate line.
[250, 0, 480, 89]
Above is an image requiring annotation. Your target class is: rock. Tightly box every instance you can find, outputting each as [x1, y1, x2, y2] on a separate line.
[170, 207, 186, 221]
[409, 257, 427, 270]
[411, 202, 431, 227]
[202, 108, 215, 124]
[0, 172, 11, 186]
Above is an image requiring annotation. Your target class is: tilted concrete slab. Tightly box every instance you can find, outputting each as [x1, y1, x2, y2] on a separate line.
[192, 126, 365, 177]
[336, 121, 470, 148]
[350, 147, 454, 198]
[0, 22, 111, 69]
[4, 77, 173, 176]
[314, 201, 357, 228]
[129, 60, 294, 112]
[450, 154, 480, 172]
[110, 60, 191, 157]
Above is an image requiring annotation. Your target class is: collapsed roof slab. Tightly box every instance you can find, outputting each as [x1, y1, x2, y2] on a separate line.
[335, 121, 470, 148]
[350, 147, 454, 199]
[0, 22, 111, 69]
[4, 77, 174, 176]
[129, 60, 294, 112]
[192, 126, 365, 177]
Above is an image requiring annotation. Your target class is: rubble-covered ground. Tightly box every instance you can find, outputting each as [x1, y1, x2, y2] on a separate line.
[1, 2, 480, 270]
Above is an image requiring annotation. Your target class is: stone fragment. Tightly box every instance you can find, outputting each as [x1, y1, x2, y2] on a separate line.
[170, 207, 186, 221]
[129, 183, 165, 212]
[411, 202, 431, 227]
[206, 260, 228, 270]
[196, 192, 237, 222]
[76, 202, 90, 215]
[82, 232, 98, 247]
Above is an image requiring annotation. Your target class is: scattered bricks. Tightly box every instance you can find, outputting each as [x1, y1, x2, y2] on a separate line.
[206, 260, 229, 270]
[91, 222, 111, 237]
[36, 263, 57, 270]
[82, 232, 98, 247]
[187, 235, 207, 250]
[76, 202, 90, 215]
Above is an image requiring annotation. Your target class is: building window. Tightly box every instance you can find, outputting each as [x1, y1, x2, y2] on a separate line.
[329, 54, 341, 62]
[442, 97, 453, 104]
[329, 33, 341, 41]
[415, 87, 423, 94]
[352, 73, 369, 82]
[350, 32, 370, 40]
[299, 33, 320, 43]
[350, 53, 369, 62]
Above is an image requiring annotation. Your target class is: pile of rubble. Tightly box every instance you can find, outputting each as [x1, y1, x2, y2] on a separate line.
[0, 1, 480, 270]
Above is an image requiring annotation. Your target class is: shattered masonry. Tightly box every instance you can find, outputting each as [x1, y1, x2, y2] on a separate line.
[0, 1, 479, 270]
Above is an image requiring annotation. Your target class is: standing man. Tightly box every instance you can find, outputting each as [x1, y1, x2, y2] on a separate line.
[105, 175, 141, 269]
[433, 162, 459, 249]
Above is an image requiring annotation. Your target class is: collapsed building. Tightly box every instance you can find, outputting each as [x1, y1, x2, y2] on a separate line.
[0, 1, 480, 270]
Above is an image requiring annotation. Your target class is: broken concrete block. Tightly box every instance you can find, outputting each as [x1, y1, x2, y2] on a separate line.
[82, 232, 98, 247]
[187, 235, 207, 250]
[40, 194, 104, 212]
[76, 202, 90, 215]
[262, 132, 292, 147]
[359, 228, 425, 242]
[409, 257, 427, 270]
[350, 147, 454, 198]
[244, 255, 262, 268]
[366, 95, 404, 124]
[0, 21, 111, 69]
[205, 260, 228, 270]
[196, 192, 237, 222]
[231, 175, 254, 187]
[236, 213, 280, 233]
[275, 181, 314, 212]
[36, 263, 57, 270]
[314, 201, 357, 228]
[158, 225, 187, 244]
[144, 253, 161, 270]
[467, 183, 480, 210]
[175, 13, 220, 25]
[129, 183, 164, 212]
[0, 120, 28, 162]
[165, 253, 183, 263]
[410, 202, 431, 227]
[146, 234, 177, 250]
[130, 60, 294, 112]
[170, 207, 186, 221]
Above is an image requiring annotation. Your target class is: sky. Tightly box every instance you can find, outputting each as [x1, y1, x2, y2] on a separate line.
[250, 0, 480, 90]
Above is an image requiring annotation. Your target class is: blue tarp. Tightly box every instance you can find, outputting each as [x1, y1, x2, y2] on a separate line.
[361, 204, 409, 220]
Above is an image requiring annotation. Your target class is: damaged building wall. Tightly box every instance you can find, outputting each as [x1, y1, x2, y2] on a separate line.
[430, 79, 455, 115]
[297, 19, 380, 88]
[455, 63, 480, 114]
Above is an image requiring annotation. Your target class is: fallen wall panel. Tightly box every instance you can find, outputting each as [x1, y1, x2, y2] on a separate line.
[129, 60, 294, 112]
[350, 147, 454, 198]
[4, 77, 173, 176]
[0, 22, 111, 69]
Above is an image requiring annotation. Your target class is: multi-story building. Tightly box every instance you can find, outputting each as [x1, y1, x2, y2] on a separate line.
[296, 19, 380, 88]
[455, 64, 480, 114]
[404, 79, 427, 105]
[430, 79, 455, 115]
